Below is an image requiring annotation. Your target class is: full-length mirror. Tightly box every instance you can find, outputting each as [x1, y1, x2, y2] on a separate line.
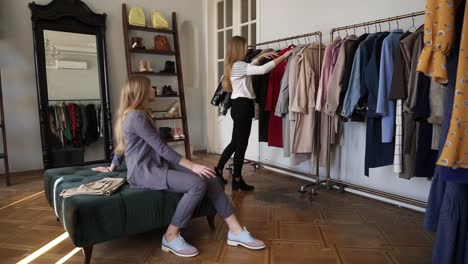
[30, 0, 113, 169]
[44, 30, 105, 165]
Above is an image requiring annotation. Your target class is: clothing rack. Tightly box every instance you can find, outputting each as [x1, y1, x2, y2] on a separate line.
[244, 31, 324, 196]
[249, 31, 322, 48]
[322, 11, 427, 208]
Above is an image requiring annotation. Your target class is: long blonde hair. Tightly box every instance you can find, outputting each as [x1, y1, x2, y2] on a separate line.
[222, 36, 247, 92]
[114, 76, 153, 154]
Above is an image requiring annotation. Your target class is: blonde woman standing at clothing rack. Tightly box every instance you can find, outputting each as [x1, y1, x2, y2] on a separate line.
[214, 36, 293, 191]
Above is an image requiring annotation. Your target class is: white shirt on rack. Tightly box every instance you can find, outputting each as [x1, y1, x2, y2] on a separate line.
[230, 60, 276, 100]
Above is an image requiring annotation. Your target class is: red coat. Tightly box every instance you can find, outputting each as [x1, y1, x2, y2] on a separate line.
[265, 46, 295, 147]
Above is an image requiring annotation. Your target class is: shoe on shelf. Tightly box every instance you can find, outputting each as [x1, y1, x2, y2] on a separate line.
[227, 227, 266, 250]
[138, 60, 147, 72]
[160, 61, 176, 74]
[162, 234, 199, 258]
[131, 37, 145, 49]
[163, 101, 180, 118]
[177, 128, 185, 139]
[146, 60, 154, 72]
[162, 85, 178, 96]
[232, 176, 255, 192]
[172, 128, 181, 140]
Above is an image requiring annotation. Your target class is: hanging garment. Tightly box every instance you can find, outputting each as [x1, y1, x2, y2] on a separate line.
[399, 29, 424, 179]
[275, 47, 303, 117]
[86, 104, 99, 144]
[364, 32, 394, 176]
[418, 0, 461, 84]
[376, 30, 403, 143]
[414, 74, 438, 179]
[265, 46, 295, 147]
[63, 103, 72, 143]
[276, 47, 307, 157]
[424, 19, 468, 262]
[291, 43, 321, 155]
[389, 31, 411, 173]
[325, 35, 358, 116]
[288, 46, 312, 164]
[428, 83, 447, 150]
[68, 104, 77, 145]
[436, 4, 468, 168]
[251, 54, 273, 142]
[54, 105, 64, 146]
[316, 39, 341, 165]
[389, 31, 412, 174]
[81, 105, 88, 143]
[316, 38, 341, 111]
[74, 104, 82, 146]
[337, 34, 369, 114]
[330, 38, 344, 74]
[341, 34, 378, 120]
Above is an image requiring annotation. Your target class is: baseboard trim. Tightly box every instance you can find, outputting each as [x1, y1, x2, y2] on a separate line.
[1, 169, 44, 177]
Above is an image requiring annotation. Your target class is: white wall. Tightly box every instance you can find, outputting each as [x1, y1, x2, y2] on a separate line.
[256, 0, 431, 202]
[0, 0, 206, 172]
[46, 54, 101, 100]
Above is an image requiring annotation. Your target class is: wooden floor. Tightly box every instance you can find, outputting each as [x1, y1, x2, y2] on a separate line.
[0, 154, 434, 264]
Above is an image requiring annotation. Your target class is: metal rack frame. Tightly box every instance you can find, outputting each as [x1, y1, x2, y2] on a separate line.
[323, 11, 427, 208]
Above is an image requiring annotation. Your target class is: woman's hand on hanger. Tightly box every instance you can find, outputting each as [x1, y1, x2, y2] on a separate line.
[260, 51, 279, 60]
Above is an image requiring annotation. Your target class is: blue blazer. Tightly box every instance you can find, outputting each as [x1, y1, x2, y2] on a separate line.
[112, 110, 182, 190]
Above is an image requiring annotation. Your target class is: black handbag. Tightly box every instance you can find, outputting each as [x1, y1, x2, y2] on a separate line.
[219, 91, 232, 115]
[210, 80, 226, 106]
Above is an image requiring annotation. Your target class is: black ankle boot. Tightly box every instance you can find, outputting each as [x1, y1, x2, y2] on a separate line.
[232, 176, 255, 192]
[214, 167, 227, 185]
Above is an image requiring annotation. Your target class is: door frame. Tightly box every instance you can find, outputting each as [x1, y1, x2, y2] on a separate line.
[204, 0, 261, 156]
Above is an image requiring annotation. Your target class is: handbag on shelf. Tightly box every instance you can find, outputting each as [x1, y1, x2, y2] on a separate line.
[154, 35, 172, 51]
[151, 11, 169, 29]
[128, 7, 146, 27]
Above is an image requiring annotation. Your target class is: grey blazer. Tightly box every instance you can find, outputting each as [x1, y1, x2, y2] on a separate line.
[111, 110, 182, 190]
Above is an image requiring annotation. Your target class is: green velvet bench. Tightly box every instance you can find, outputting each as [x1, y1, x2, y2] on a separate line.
[44, 163, 216, 264]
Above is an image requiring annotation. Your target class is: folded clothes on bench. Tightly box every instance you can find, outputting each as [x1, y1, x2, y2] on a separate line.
[60, 177, 126, 198]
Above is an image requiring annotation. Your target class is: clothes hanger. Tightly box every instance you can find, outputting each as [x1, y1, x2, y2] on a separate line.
[379, 23, 382, 32]
[388, 21, 391, 31]
[408, 16, 417, 32]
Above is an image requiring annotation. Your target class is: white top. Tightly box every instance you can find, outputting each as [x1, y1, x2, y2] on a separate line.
[230, 60, 276, 100]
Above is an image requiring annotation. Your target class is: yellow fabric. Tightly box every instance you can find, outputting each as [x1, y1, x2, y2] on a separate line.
[437, 4, 468, 169]
[129, 7, 146, 27]
[417, 0, 459, 84]
[152, 11, 169, 29]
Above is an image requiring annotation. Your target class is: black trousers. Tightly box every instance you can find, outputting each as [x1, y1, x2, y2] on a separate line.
[217, 98, 254, 177]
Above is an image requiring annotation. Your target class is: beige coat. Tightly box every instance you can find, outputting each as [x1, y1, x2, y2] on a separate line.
[290, 44, 322, 155]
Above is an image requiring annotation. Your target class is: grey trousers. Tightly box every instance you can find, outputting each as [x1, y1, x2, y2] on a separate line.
[167, 163, 235, 228]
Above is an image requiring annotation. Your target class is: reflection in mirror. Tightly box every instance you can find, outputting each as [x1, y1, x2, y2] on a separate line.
[44, 30, 104, 166]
